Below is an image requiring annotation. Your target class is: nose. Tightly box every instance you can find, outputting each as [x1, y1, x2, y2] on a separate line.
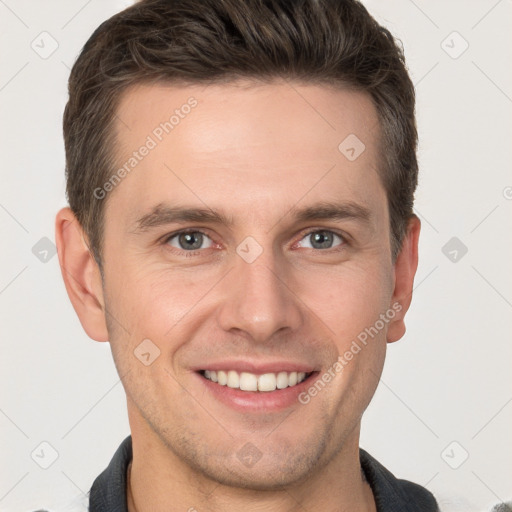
[217, 252, 303, 345]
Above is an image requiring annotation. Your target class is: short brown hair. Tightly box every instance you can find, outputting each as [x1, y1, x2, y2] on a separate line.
[63, 0, 417, 263]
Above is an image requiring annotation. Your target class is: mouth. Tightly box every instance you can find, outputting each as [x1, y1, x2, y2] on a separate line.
[194, 368, 318, 412]
[199, 369, 313, 392]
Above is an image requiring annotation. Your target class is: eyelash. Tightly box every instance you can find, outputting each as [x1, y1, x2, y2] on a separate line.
[161, 228, 350, 257]
[295, 229, 349, 252]
[160, 229, 214, 257]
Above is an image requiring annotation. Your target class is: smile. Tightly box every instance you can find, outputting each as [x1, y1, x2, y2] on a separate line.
[201, 370, 312, 392]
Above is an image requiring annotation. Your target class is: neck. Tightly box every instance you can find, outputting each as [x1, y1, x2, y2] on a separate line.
[127, 417, 376, 512]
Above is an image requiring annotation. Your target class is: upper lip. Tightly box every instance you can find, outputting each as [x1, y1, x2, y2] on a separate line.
[192, 360, 318, 375]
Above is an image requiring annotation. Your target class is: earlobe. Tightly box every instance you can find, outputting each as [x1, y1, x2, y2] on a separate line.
[55, 207, 109, 342]
[387, 215, 421, 343]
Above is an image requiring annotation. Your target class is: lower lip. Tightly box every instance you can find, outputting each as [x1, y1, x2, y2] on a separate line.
[195, 372, 318, 413]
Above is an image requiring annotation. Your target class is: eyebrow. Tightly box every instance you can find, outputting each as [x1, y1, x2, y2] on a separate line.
[132, 201, 371, 233]
[293, 201, 371, 224]
[133, 205, 233, 232]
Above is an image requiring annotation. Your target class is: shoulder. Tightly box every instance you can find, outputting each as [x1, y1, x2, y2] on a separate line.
[359, 448, 439, 512]
[394, 478, 440, 510]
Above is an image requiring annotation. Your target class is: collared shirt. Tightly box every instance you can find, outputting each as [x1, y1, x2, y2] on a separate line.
[83, 435, 439, 511]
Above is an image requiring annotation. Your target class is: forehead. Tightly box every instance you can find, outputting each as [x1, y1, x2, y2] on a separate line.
[115, 79, 379, 154]
[109, 80, 384, 225]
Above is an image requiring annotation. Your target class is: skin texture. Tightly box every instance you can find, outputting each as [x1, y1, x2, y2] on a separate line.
[56, 80, 420, 512]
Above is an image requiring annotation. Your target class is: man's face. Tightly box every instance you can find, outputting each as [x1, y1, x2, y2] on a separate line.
[101, 81, 397, 488]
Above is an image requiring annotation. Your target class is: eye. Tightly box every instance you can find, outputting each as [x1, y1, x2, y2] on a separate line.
[296, 230, 345, 250]
[166, 231, 214, 251]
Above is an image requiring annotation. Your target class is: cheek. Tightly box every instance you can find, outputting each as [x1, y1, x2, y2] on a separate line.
[303, 264, 391, 421]
[298, 260, 392, 344]
[103, 263, 226, 384]
[106, 260, 211, 334]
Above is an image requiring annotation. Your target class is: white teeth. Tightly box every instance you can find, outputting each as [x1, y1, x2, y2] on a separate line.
[276, 371, 289, 389]
[227, 370, 239, 388]
[258, 373, 277, 392]
[203, 370, 309, 392]
[239, 372, 258, 391]
[217, 370, 227, 385]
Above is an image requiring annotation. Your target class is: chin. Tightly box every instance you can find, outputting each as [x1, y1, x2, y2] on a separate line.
[158, 427, 332, 491]
[195, 453, 324, 491]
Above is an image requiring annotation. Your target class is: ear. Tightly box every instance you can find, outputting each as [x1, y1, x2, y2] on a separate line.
[55, 207, 109, 342]
[387, 215, 421, 343]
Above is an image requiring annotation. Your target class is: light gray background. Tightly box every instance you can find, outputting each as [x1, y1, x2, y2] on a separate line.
[1, 1, 511, 511]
